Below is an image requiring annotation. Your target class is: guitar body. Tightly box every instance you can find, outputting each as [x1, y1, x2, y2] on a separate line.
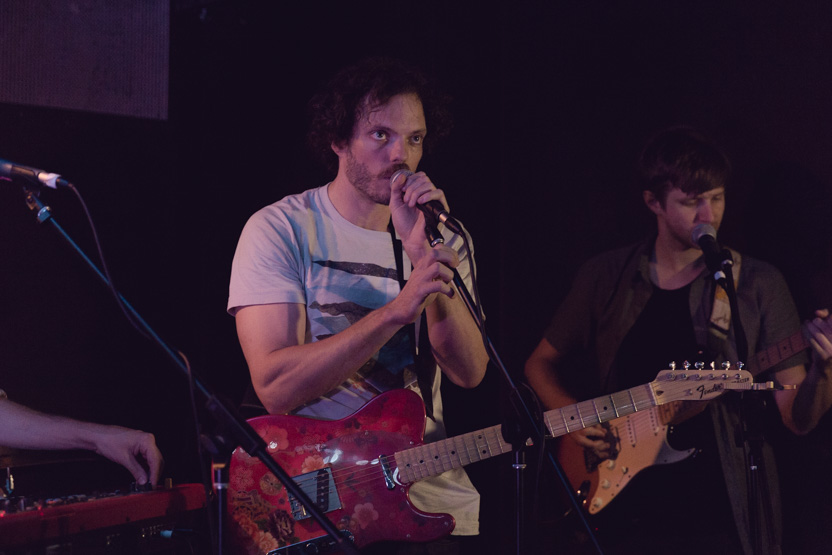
[558, 406, 694, 514]
[228, 389, 454, 554]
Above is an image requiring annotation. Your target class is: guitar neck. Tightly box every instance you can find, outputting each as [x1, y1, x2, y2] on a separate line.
[393, 368, 759, 484]
[394, 424, 513, 484]
[749, 330, 809, 373]
[543, 383, 657, 439]
[394, 384, 658, 483]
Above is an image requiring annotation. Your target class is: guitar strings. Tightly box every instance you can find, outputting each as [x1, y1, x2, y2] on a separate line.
[269, 427, 509, 495]
[265, 396, 659, 494]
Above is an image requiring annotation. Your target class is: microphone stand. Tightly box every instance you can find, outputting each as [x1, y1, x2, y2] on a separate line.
[427, 217, 604, 555]
[709, 250, 772, 555]
[14, 183, 360, 555]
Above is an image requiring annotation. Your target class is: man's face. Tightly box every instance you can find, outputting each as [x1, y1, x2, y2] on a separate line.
[334, 93, 426, 205]
[648, 186, 726, 249]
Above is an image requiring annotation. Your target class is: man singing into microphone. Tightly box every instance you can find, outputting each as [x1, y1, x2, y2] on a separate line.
[524, 127, 832, 554]
[227, 58, 487, 554]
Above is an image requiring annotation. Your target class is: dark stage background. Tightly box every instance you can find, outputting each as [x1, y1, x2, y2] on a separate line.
[1, 2, 831, 553]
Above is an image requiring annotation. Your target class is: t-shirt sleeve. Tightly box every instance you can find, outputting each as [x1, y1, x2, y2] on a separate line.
[543, 256, 606, 356]
[227, 207, 306, 315]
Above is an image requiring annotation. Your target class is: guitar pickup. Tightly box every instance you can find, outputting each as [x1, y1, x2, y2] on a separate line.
[288, 467, 342, 521]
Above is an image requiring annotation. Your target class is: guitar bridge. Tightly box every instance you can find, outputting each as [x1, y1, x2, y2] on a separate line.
[287, 467, 342, 521]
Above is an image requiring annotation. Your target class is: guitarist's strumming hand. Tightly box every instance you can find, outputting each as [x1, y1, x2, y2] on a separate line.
[569, 424, 612, 460]
[806, 309, 832, 375]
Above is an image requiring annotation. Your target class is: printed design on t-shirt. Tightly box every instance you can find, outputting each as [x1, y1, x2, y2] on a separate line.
[314, 260, 398, 281]
[308, 259, 415, 397]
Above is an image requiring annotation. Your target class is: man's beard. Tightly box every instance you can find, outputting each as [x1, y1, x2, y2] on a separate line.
[344, 150, 410, 206]
[345, 150, 390, 205]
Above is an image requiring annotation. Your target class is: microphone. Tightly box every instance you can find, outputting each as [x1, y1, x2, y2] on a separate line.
[390, 169, 462, 234]
[691, 223, 733, 283]
[0, 158, 72, 189]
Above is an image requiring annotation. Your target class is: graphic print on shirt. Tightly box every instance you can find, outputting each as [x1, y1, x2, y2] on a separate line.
[293, 259, 415, 418]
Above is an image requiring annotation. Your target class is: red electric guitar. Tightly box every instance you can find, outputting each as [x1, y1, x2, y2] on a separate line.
[228, 368, 773, 554]
[557, 330, 809, 515]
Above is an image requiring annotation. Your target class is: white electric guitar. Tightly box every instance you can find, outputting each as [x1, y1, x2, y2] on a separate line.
[558, 332, 808, 514]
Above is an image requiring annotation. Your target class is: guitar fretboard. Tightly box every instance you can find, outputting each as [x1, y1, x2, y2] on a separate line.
[394, 425, 512, 483]
[750, 331, 809, 373]
[394, 384, 659, 484]
[392, 370, 758, 485]
[544, 384, 657, 438]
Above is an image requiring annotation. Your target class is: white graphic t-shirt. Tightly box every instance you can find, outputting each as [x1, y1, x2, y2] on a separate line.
[228, 184, 480, 535]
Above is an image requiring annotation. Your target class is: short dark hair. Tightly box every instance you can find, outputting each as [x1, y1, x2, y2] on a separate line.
[638, 126, 731, 204]
[307, 57, 452, 172]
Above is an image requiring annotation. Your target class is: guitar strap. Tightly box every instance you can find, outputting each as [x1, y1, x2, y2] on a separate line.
[707, 248, 742, 343]
[389, 221, 436, 420]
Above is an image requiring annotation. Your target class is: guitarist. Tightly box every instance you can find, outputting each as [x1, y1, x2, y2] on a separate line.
[227, 58, 489, 554]
[524, 127, 832, 555]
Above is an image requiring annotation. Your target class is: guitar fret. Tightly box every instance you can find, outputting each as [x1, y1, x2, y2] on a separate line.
[409, 447, 425, 481]
[641, 384, 658, 409]
[582, 401, 598, 427]
[561, 405, 580, 434]
[421, 443, 436, 476]
[479, 430, 491, 459]
[447, 435, 463, 468]
[560, 408, 570, 434]
[427, 442, 444, 475]
[627, 388, 638, 411]
[465, 432, 481, 463]
[437, 440, 452, 472]
[483, 430, 502, 457]
[472, 431, 487, 462]
[756, 349, 771, 370]
[462, 432, 478, 464]
[487, 428, 508, 456]
[428, 442, 440, 475]
[455, 434, 471, 466]
[576, 403, 587, 428]
[497, 430, 511, 455]
[610, 390, 633, 413]
[593, 396, 618, 422]
[777, 340, 795, 361]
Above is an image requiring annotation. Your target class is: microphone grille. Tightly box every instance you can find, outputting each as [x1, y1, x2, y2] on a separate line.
[390, 169, 413, 185]
[691, 223, 717, 244]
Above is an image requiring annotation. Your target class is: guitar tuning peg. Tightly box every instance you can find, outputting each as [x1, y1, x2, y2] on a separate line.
[737, 362, 745, 370]
[683, 360, 691, 370]
[721, 361, 731, 370]
[709, 361, 716, 370]
[694, 361, 705, 370]
[669, 361, 677, 370]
